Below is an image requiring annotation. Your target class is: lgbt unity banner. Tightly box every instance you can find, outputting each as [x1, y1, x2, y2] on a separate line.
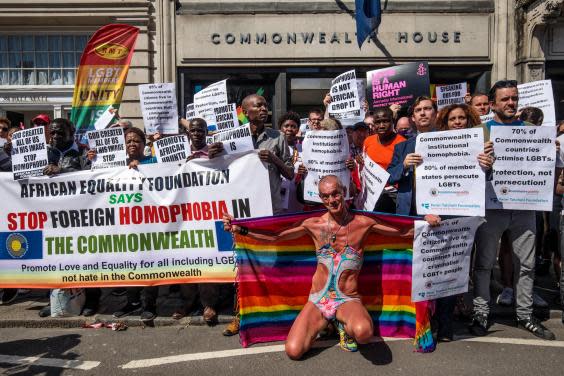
[71, 24, 139, 141]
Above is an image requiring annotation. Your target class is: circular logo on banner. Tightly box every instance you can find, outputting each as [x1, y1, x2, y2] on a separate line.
[500, 186, 509, 195]
[94, 43, 129, 60]
[425, 280, 433, 289]
[6, 233, 28, 259]
[430, 188, 438, 197]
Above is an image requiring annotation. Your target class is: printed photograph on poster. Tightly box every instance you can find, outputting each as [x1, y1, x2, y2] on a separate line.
[487, 126, 556, 211]
[139, 83, 179, 135]
[10, 127, 48, 180]
[415, 128, 485, 217]
[366, 61, 430, 109]
[412, 217, 484, 302]
[154, 135, 191, 163]
[87, 128, 127, 170]
[301, 129, 350, 203]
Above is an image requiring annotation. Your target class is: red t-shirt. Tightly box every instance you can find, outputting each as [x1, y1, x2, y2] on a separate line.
[363, 133, 406, 170]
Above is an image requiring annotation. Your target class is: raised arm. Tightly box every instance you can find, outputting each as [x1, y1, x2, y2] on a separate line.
[370, 218, 413, 239]
[223, 213, 308, 242]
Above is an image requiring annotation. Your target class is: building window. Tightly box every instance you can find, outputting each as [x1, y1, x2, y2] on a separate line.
[0, 34, 89, 86]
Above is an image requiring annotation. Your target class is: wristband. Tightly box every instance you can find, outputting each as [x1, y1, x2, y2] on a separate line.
[239, 226, 249, 236]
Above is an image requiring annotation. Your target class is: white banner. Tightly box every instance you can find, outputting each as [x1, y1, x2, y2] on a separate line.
[436, 82, 467, 110]
[487, 126, 556, 211]
[193, 80, 228, 126]
[412, 217, 484, 302]
[139, 83, 179, 135]
[87, 128, 127, 170]
[154, 135, 191, 163]
[212, 124, 254, 155]
[302, 129, 350, 203]
[360, 153, 389, 211]
[416, 128, 485, 216]
[328, 70, 361, 116]
[518, 80, 556, 127]
[11, 127, 48, 180]
[0, 152, 272, 288]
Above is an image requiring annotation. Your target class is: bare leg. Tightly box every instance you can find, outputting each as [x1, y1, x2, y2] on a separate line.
[336, 300, 374, 344]
[285, 302, 328, 360]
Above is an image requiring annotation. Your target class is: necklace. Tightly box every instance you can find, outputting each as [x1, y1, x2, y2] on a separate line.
[327, 212, 349, 243]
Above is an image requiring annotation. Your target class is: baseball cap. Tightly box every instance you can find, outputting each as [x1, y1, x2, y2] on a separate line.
[32, 114, 51, 125]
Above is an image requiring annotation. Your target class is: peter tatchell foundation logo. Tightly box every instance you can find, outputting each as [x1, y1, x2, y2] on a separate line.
[500, 186, 509, 195]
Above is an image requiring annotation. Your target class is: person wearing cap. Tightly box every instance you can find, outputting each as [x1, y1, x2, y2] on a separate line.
[362, 107, 405, 213]
[32, 114, 52, 142]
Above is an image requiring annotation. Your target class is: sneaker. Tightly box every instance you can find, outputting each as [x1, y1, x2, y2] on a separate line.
[38, 305, 51, 318]
[82, 306, 98, 317]
[222, 316, 240, 336]
[517, 316, 555, 340]
[140, 307, 157, 321]
[0, 289, 18, 305]
[335, 320, 358, 352]
[532, 292, 549, 308]
[496, 287, 514, 307]
[469, 313, 489, 336]
[113, 302, 142, 318]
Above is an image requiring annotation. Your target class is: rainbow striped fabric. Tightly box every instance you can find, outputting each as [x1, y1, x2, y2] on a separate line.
[234, 211, 435, 352]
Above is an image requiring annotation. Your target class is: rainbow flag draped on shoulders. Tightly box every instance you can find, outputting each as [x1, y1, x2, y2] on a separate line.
[234, 211, 435, 352]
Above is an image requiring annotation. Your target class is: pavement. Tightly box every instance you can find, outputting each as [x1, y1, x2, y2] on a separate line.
[0, 271, 563, 375]
[0, 286, 237, 329]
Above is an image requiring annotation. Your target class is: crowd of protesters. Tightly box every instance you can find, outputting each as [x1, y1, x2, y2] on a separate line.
[0, 78, 563, 348]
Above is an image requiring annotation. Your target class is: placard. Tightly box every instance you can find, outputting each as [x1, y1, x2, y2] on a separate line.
[436, 82, 467, 110]
[193, 80, 228, 126]
[412, 217, 484, 302]
[367, 62, 430, 109]
[93, 105, 116, 130]
[10, 127, 48, 180]
[154, 135, 191, 163]
[487, 126, 556, 211]
[212, 124, 254, 155]
[416, 128, 485, 216]
[139, 83, 179, 135]
[328, 70, 360, 115]
[212, 103, 239, 132]
[332, 80, 367, 127]
[517, 80, 556, 127]
[301, 129, 350, 203]
[87, 128, 127, 170]
[360, 153, 390, 211]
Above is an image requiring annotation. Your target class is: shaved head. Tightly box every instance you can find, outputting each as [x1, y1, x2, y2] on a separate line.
[242, 94, 265, 110]
[318, 175, 344, 193]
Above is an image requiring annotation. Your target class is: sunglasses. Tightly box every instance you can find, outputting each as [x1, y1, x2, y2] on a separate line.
[0, 127, 8, 132]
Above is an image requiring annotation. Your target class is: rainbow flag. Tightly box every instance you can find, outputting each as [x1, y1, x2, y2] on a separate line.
[234, 211, 435, 352]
